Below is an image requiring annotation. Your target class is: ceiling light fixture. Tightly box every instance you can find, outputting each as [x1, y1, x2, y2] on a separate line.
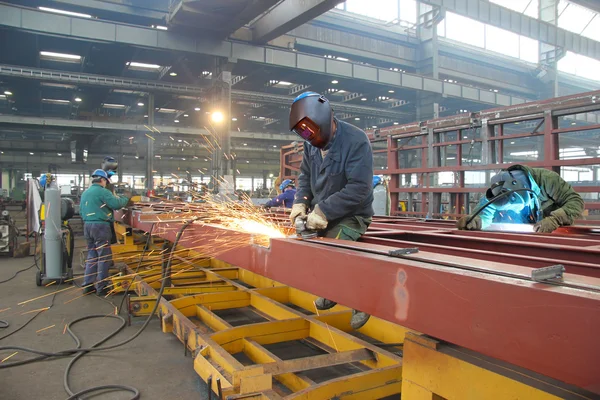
[183, 114, 189, 117]
[194, 107, 201, 111]
[388, 90, 395, 93]
[174, 119, 180, 123]
[232, 117, 237, 121]
[169, 72, 177, 77]
[331, 80, 338, 84]
[152, 25, 168, 31]
[4, 91, 12, 96]
[355, 117, 360, 120]
[126, 61, 162, 70]
[102, 103, 126, 109]
[38, 7, 91, 18]
[137, 102, 144, 106]
[42, 98, 71, 104]
[361, 97, 367, 101]
[57, 153, 62, 156]
[40, 51, 82, 63]
[74, 97, 82, 102]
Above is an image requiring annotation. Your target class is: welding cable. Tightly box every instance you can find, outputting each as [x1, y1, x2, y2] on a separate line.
[0, 218, 198, 400]
[0, 263, 37, 285]
[465, 188, 540, 226]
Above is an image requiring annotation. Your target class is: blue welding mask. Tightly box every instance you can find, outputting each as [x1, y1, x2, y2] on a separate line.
[486, 168, 532, 211]
[289, 92, 334, 149]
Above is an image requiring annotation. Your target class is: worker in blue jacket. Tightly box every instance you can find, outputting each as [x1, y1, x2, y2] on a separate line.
[80, 169, 130, 296]
[288, 92, 374, 329]
[264, 179, 297, 208]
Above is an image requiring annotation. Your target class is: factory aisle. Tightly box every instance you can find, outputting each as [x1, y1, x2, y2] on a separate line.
[0, 252, 209, 400]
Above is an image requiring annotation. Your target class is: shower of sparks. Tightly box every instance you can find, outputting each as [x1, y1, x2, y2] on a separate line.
[1, 352, 18, 363]
[36, 324, 55, 333]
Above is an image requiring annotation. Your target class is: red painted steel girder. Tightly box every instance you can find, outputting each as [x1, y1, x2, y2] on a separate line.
[119, 212, 600, 394]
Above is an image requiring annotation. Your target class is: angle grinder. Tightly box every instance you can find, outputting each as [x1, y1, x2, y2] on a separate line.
[295, 218, 318, 239]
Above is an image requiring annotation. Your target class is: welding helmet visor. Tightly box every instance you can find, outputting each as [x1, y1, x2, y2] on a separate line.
[486, 169, 531, 209]
[289, 92, 333, 148]
[102, 156, 118, 172]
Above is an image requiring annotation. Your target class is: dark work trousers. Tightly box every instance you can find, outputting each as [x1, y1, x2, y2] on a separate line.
[322, 215, 372, 241]
[83, 222, 113, 292]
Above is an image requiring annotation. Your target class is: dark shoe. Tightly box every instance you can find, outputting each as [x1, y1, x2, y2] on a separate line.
[82, 286, 96, 295]
[350, 310, 370, 330]
[96, 288, 110, 297]
[315, 297, 337, 310]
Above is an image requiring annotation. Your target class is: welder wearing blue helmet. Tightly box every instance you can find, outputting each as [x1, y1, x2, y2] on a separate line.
[457, 164, 584, 233]
[80, 169, 131, 296]
[288, 91, 374, 330]
[264, 179, 296, 208]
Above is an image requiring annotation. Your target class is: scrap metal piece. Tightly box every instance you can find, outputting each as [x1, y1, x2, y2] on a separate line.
[388, 248, 419, 257]
[531, 264, 565, 282]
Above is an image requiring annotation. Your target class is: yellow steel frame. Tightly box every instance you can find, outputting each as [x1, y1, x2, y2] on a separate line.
[117, 250, 586, 399]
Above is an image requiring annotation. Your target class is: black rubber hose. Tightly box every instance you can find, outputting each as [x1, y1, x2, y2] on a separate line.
[0, 217, 197, 400]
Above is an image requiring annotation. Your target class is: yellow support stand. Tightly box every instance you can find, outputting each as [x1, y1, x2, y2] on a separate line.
[402, 332, 574, 400]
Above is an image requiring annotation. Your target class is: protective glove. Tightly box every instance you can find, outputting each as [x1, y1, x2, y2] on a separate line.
[289, 203, 307, 225]
[534, 208, 571, 233]
[306, 204, 328, 231]
[456, 215, 482, 230]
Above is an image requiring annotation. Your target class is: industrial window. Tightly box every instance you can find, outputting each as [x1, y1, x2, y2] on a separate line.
[445, 12, 485, 48]
[486, 25, 519, 59]
[439, 12, 539, 63]
[336, 0, 400, 22]
[558, 51, 600, 82]
[558, 0, 600, 41]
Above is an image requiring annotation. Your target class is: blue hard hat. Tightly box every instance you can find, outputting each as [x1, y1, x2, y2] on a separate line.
[107, 170, 116, 178]
[279, 179, 294, 191]
[373, 176, 382, 188]
[39, 174, 47, 188]
[91, 169, 108, 180]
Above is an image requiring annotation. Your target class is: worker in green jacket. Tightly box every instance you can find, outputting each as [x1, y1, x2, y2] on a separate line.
[457, 164, 584, 233]
[80, 169, 131, 296]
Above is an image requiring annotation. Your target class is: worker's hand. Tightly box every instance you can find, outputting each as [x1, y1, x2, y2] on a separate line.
[290, 203, 307, 225]
[456, 215, 482, 230]
[534, 209, 570, 233]
[122, 190, 133, 199]
[306, 204, 328, 230]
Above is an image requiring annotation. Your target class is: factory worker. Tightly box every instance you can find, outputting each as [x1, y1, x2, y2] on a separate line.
[288, 91, 374, 330]
[457, 164, 584, 233]
[80, 169, 131, 296]
[264, 179, 296, 208]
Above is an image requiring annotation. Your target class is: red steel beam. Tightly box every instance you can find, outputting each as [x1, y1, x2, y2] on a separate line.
[122, 215, 600, 394]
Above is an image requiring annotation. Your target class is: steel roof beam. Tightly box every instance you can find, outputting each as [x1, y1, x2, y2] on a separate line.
[0, 3, 528, 107]
[0, 115, 297, 140]
[250, 0, 344, 44]
[421, 0, 600, 61]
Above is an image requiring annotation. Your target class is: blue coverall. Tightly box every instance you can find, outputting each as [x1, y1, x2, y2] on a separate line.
[265, 189, 296, 208]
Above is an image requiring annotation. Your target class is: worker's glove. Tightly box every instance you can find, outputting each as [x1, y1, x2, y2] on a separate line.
[456, 215, 482, 230]
[306, 204, 328, 231]
[289, 203, 307, 225]
[534, 208, 571, 233]
[122, 190, 133, 199]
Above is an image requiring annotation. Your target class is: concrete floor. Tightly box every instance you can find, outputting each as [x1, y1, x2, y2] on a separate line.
[0, 244, 208, 400]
